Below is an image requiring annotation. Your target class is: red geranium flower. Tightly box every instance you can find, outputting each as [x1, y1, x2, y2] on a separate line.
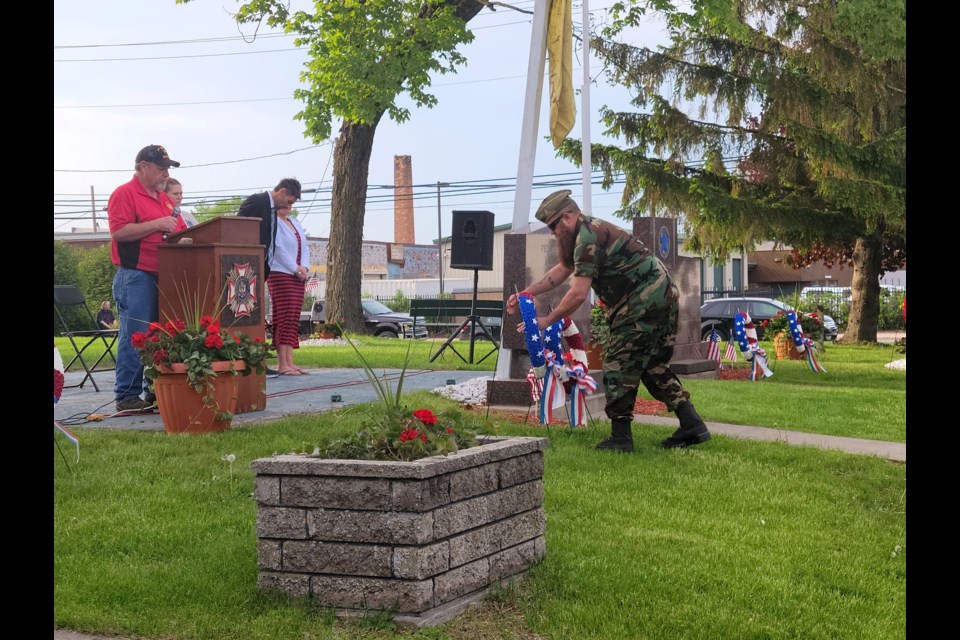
[148, 334, 161, 343]
[205, 333, 224, 349]
[206, 323, 220, 334]
[419, 433, 428, 442]
[148, 321, 164, 332]
[164, 320, 179, 334]
[413, 409, 437, 425]
[399, 428, 420, 442]
[152, 349, 168, 365]
[131, 332, 148, 348]
[200, 314, 213, 327]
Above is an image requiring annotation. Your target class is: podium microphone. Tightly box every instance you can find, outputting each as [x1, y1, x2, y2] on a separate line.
[162, 207, 181, 241]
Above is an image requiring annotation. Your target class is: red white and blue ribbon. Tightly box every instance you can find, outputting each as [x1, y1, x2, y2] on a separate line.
[519, 294, 566, 423]
[518, 293, 596, 426]
[734, 311, 773, 381]
[787, 310, 826, 373]
[564, 360, 597, 427]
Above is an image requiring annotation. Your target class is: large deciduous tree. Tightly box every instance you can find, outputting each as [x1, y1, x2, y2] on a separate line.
[179, 0, 485, 333]
[559, 0, 905, 341]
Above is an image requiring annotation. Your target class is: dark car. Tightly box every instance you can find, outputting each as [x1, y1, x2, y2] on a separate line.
[266, 299, 428, 339]
[700, 297, 837, 342]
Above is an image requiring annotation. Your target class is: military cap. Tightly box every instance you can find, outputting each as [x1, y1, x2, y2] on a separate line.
[534, 189, 576, 226]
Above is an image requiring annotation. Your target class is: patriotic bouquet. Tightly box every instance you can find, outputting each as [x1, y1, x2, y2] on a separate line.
[518, 292, 597, 427]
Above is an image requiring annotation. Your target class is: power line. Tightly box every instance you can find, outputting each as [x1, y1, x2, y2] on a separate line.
[54, 144, 330, 173]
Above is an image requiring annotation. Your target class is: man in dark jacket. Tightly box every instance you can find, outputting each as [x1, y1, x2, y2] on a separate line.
[237, 178, 302, 278]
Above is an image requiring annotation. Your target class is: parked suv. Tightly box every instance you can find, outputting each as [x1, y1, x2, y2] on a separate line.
[700, 297, 837, 342]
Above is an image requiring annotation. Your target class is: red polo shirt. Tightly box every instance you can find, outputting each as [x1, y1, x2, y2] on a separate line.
[108, 176, 186, 274]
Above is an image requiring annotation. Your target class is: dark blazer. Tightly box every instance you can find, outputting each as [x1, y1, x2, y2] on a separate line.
[237, 191, 277, 277]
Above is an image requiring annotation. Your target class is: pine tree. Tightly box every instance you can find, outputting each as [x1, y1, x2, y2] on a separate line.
[559, 0, 905, 341]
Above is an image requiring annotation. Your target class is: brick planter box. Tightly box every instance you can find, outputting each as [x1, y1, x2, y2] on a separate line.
[252, 435, 548, 627]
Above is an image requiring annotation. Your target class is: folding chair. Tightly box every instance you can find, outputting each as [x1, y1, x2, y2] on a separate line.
[53, 285, 118, 392]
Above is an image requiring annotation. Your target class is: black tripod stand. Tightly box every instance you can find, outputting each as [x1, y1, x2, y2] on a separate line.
[429, 269, 500, 364]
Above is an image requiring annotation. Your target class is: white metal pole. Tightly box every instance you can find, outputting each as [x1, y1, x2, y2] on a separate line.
[497, 0, 551, 381]
[580, 0, 592, 215]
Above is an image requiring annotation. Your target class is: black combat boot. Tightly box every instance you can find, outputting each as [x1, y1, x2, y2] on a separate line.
[661, 402, 711, 449]
[596, 418, 634, 452]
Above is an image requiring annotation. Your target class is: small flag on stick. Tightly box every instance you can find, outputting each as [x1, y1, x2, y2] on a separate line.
[724, 340, 738, 362]
[706, 328, 722, 368]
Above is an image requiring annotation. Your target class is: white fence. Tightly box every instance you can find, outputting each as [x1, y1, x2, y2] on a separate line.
[309, 278, 473, 300]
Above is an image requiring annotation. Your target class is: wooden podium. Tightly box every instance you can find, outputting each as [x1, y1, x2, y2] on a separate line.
[158, 216, 267, 413]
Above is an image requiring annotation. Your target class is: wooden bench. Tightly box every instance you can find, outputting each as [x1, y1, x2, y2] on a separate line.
[409, 298, 503, 364]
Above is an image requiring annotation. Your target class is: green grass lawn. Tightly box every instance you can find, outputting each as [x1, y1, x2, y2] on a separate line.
[54, 336, 906, 442]
[54, 392, 906, 640]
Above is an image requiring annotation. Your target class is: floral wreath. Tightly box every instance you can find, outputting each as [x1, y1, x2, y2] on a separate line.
[785, 310, 825, 372]
[734, 311, 774, 381]
[517, 292, 597, 427]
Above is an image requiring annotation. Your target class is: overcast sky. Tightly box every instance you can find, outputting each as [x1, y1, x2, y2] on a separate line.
[54, 0, 670, 245]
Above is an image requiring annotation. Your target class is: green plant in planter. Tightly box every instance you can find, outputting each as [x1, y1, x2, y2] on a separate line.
[761, 310, 825, 343]
[589, 301, 610, 347]
[132, 278, 269, 419]
[312, 336, 484, 461]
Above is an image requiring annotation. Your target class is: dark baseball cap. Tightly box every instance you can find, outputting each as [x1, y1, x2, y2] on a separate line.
[135, 145, 180, 168]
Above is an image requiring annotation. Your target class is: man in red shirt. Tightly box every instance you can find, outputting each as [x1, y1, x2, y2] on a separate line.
[108, 145, 187, 412]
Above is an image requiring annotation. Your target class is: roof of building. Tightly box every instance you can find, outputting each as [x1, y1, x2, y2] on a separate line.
[748, 249, 853, 287]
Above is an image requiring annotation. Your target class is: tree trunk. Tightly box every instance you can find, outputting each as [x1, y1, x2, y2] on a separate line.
[326, 116, 382, 334]
[842, 231, 883, 343]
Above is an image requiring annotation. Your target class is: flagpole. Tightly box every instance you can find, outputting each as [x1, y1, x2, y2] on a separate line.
[580, 0, 592, 215]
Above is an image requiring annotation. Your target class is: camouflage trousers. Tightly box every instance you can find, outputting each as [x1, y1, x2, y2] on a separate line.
[601, 282, 690, 420]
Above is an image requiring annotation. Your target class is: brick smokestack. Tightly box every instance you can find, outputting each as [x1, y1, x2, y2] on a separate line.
[393, 155, 415, 244]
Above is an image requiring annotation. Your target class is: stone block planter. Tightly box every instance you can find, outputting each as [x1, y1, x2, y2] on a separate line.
[252, 435, 548, 627]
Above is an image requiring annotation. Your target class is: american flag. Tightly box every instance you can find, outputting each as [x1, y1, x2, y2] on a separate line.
[725, 340, 738, 362]
[706, 327, 722, 367]
[304, 276, 319, 294]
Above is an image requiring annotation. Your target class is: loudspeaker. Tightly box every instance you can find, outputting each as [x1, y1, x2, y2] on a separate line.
[450, 210, 495, 271]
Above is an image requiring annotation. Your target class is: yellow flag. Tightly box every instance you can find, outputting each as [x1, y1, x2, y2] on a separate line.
[547, 0, 576, 149]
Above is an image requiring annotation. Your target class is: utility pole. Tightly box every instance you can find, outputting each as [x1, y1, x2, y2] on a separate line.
[436, 181, 449, 296]
[90, 186, 98, 232]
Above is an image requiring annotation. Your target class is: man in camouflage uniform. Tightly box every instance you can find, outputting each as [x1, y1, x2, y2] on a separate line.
[505, 190, 711, 451]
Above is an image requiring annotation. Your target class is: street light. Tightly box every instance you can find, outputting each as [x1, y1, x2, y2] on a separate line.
[436, 181, 450, 296]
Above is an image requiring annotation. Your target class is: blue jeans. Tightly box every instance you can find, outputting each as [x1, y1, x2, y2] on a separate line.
[113, 267, 158, 402]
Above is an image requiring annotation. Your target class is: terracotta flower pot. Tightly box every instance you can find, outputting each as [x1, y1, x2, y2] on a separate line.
[773, 333, 803, 360]
[153, 360, 245, 435]
[585, 340, 604, 371]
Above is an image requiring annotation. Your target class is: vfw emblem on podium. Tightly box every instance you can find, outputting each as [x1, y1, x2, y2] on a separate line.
[226, 262, 258, 317]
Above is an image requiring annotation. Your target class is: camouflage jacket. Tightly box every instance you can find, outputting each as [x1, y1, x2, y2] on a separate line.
[573, 215, 674, 315]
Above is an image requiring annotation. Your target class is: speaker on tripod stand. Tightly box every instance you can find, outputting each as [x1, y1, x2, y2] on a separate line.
[430, 211, 498, 364]
[450, 211, 495, 271]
